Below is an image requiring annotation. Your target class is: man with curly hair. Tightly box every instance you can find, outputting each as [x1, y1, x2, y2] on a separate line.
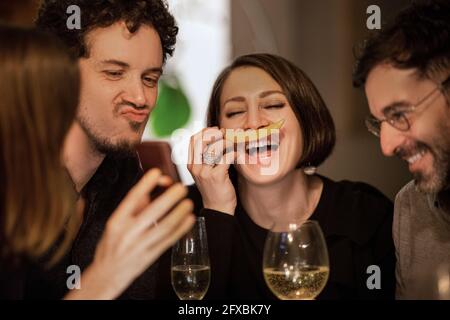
[354, 0, 450, 299]
[25, 0, 182, 299]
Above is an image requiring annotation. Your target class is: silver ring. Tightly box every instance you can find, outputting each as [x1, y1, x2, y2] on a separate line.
[203, 144, 218, 166]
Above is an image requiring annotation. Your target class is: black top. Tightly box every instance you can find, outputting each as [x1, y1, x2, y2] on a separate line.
[156, 175, 396, 300]
[23, 154, 157, 300]
[0, 255, 28, 300]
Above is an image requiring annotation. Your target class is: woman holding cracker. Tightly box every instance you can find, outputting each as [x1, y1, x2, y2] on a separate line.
[185, 53, 396, 300]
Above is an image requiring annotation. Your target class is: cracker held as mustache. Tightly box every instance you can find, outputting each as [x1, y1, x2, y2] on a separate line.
[203, 119, 285, 164]
[225, 119, 285, 144]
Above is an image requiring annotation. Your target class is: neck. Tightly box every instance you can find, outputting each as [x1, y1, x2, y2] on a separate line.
[63, 122, 105, 193]
[238, 169, 323, 229]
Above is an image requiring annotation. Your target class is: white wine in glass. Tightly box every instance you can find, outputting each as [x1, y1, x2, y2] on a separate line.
[171, 265, 210, 300]
[171, 217, 210, 300]
[263, 220, 329, 300]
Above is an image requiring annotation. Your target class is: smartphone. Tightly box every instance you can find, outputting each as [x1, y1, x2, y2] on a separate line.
[136, 141, 181, 199]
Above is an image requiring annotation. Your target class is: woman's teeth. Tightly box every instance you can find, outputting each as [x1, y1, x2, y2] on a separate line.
[407, 150, 426, 164]
[246, 140, 280, 156]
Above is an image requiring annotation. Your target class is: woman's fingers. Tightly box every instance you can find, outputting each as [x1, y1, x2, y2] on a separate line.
[200, 127, 223, 151]
[215, 150, 237, 175]
[118, 197, 193, 256]
[135, 174, 175, 215]
[141, 214, 195, 270]
[135, 183, 189, 231]
[144, 214, 195, 264]
[216, 138, 236, 167]
[188, 127, 223, 171]
[112, 168, 162, 221]
[147, 175, 174, 203]
[100, 183, 190, 255]
[140, 200, 195, 253]
[158, 175, 173, 187]
[196, 139, 236, 179]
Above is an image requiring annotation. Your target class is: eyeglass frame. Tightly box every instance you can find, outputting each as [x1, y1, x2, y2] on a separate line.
[365, 75, 450, 137]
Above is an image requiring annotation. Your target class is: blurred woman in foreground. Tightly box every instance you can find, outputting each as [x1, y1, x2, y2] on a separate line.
[0, 24, 194, 299]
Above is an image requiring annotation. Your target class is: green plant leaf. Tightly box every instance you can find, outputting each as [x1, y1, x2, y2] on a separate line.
[149, 79, 191, 138]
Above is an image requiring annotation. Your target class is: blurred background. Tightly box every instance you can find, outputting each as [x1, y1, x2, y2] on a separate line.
[1, 0, 412, 199]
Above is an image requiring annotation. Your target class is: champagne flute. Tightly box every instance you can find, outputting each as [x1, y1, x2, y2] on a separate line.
[263, 220, 329, 300]
[171, 216, 210, 300]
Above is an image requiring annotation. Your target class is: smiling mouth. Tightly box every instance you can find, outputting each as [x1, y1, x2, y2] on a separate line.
[406, 150, 426, 164]
[245, 139, 280, 156]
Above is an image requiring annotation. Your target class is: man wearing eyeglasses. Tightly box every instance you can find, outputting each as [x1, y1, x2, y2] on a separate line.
[353, 0, 450, 299]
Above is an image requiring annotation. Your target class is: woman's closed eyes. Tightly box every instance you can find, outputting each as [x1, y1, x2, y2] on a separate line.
[225, 102, 286, 118]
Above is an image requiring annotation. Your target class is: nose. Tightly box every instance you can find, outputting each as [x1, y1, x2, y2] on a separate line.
[243, 108, 270, 130]
[379, 122, 406, 157]
[123, 76, 147, 107]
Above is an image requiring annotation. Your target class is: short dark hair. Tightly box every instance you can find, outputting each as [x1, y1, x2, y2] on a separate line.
[207, 53, 336, 168]
[35, 0, 178, 63]
[353, 0, 450, 88]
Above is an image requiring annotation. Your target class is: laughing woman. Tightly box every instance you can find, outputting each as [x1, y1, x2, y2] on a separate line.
[187, 54, 395, 299]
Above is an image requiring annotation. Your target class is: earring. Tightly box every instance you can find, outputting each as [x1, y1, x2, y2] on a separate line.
[303, 163, 317, 175]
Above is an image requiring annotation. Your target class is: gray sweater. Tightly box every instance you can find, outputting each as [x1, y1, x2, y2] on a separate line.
[394, 181, 450, 299]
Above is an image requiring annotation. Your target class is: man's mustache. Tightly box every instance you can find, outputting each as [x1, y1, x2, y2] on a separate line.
[395, 141, 431, 160]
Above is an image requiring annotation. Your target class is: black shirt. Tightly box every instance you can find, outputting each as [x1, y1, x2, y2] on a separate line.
[0, 255, 28, 300]
[24, 154, 159, 299]
[156, 175, 396, 300]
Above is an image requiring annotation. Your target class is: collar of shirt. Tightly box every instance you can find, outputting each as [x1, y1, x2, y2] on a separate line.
[234, 175, 392, 248]
[80, 153, 142, 201]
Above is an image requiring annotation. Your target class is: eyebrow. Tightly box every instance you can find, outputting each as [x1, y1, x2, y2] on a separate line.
[223, 90, 285, 107]
[259, 90, 284, 98]
[100, 59, 130, 68]
[99, 59, 163, 75]
[381, 101, 411, 116]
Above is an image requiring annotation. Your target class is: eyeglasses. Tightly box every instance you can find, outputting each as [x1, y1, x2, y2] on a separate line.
[365, 75, 450, 137]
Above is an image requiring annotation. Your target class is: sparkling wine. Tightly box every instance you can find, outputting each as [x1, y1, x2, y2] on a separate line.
[171, 265, 210, 300]
[263, 265, 329, 300]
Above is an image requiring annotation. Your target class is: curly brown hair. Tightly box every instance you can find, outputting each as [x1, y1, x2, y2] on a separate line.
[35, 0, 178, 63]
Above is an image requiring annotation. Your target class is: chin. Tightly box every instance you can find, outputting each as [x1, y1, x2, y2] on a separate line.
[235, 145, 299, 185]
[97, 136, 141, 158]
[237, 163, 288, 185]
[121, 130, 144, 146]
[414, 153, 450, 193]
[414, 171, 445, 194]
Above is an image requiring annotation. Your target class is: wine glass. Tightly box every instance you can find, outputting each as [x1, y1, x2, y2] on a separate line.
[263, 220, 329, 300]
[171, 216, 210, 300]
